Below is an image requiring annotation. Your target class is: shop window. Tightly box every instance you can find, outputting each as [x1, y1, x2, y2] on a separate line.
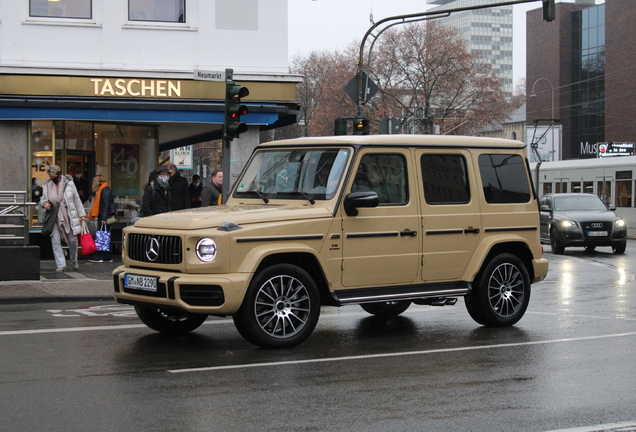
[30, 121, 55, 226]
[129, 0, 185, 23]
[30, 0, 91, 19]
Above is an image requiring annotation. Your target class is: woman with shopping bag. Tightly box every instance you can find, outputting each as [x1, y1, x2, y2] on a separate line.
[87, 174, 116, 263]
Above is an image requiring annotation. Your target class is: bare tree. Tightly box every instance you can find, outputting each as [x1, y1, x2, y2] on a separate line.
[368, 22, 510, 135]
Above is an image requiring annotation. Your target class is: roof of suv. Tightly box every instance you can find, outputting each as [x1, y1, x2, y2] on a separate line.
[259, 134, 526, 149]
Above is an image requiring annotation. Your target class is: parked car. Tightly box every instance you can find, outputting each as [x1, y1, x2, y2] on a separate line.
[114, 135, 549, 348]
[539, 193, 627, 254]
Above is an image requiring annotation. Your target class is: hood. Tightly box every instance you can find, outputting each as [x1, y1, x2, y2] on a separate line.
[133, 204, 334, 230]
[555, 209, 620, 222]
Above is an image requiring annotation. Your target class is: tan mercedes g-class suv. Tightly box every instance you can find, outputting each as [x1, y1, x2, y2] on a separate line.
[113, 135, 548, 348]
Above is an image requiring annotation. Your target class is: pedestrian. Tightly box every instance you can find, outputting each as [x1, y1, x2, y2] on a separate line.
[167, 163, 190, 210]
[201, 169, 223, 206]
[87, 174, 116, 263]
[141, 166, 171, 216]
[189, 174, 203, 208]
[39, 165, 87, 272]
[72, 165, 90, 204]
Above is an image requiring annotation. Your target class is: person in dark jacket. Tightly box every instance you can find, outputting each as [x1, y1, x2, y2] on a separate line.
[168, 163, 190, 210]
[141, 166, 171, 216]
[201, 169, 223, 206]
[189, 174, 203, 208]
[87, 174, 116, 263]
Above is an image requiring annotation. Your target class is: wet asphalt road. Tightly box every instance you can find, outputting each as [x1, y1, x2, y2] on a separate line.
[1, 243, 635, 432]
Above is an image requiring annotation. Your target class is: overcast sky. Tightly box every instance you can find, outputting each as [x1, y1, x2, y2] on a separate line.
[287, 1, 593, 89]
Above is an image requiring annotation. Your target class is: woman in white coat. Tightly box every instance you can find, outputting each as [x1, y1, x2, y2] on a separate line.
[40, 165, 87, 272]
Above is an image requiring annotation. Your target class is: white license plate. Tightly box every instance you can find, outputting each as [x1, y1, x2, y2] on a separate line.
[587, 231, 608, 237]
[124, 274, 158, 292]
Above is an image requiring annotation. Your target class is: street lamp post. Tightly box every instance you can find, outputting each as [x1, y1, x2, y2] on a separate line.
[529, 77, 555, 120]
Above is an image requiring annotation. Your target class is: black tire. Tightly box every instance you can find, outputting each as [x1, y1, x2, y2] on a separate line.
[612, 242, 626, 254]
[233, 264, 321, 348]
[360, 301, 411, 317]
[134, 306, 208, 335]
[465, 253, 531, 327]
[584, 245, 596, 252]
[550, 227, 565, 254]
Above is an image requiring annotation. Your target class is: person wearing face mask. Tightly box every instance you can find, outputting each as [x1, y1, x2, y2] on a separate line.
[40, 165, 87, 272]
[141, 166, 171, 216]
[189, 174, 203, 208]
[72, 165, 90, 204]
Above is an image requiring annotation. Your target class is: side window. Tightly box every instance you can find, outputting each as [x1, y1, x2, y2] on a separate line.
[30, 0, 92, 19]
[352, 154, 407, 205]
[421, 154, 470, 205]
[129, 0, 185, 23]
[478, 154, 531, 203]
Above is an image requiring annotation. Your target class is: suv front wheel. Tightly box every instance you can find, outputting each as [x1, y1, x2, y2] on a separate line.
[465, 253, 531, 327]
[233, 263, 321, 348]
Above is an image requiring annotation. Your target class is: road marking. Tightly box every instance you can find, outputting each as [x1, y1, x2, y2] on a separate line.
[544, 421, 636, 431]
[168, 331, 636, 373]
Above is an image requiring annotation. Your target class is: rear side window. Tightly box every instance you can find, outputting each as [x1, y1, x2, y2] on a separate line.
[420, 154, 470, 204]
[478, 154, 531, 203]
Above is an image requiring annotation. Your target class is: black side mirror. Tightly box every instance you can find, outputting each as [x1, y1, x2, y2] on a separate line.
[344, 191, 379, 216]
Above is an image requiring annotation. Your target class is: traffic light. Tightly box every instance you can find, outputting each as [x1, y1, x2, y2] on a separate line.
[353, 115, 369, 135]
[543, 0, 555, 22]
[224, 80, 249, 140]
[334, 117, 347, 135]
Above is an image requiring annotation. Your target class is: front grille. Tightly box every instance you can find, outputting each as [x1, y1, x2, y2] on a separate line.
[180, 285, 225, 306]
[128, 234, 183, 264]
[581, 221, 612, 238]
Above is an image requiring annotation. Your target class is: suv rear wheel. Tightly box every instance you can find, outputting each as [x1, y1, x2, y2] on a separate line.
[233, 264, 320, 348]
[465, 253, 531, 327]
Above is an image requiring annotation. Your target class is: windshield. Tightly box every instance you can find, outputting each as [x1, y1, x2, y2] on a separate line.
[234, 148, 350, 201]
[553, 195, 608, 211]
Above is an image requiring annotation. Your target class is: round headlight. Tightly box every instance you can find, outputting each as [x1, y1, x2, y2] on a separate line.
[196, 238, 217, 262]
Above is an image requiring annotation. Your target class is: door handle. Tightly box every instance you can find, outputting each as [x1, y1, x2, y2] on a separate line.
[464, 228, 480, 234]
[400, 230, 418, 237]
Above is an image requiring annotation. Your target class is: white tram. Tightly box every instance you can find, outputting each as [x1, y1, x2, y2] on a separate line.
[530, 155, 636, 237]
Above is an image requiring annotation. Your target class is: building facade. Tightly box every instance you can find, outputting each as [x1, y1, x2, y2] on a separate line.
[527, 0, 636, 161]
[0, 0, 300, 231]
[427, 0, 514, 95]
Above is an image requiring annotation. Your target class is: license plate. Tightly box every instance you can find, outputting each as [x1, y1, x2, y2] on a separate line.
[587, 231, 608, 237]
[124, 274, 158, 292]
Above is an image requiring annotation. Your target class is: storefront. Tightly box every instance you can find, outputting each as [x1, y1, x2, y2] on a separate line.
[0, 73, 299, 231]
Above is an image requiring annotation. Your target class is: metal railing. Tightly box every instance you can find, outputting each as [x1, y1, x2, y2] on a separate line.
[0, 191, 36, 246]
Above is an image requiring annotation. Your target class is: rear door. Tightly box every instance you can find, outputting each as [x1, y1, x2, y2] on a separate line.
[416, 149, 482, 282]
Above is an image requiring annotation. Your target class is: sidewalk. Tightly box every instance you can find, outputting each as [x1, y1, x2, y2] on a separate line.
[0, 257, 120, 304]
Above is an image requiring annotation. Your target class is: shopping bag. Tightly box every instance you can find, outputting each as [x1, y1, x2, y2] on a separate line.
[106, 216, 117, 225]
[41, 204, 58, 237]
[95, 224, 111, 252]
[79, 221, 97, 256]
[85, 219, 97, 238]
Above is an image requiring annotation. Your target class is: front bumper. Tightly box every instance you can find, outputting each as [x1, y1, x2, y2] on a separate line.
[557, 228, 626, 248]
[112, 265, 252, 315]
[532, 257, 549, 283]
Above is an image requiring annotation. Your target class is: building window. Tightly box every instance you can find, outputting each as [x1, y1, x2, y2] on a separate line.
[30, 0, 91, 19]
[129, 0, 185, 23]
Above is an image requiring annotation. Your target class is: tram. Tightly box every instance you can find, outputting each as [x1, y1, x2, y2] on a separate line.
[530, 155, 636, 237]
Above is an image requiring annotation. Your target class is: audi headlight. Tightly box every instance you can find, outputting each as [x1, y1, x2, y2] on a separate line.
[560, 220, 577, 228]
[196, 238, 217, 262]
[615, 219, 626, 228]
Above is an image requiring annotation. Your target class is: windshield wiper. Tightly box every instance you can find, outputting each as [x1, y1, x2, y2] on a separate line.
[254, 190, 270, 204]
[287, 191, 315, 205]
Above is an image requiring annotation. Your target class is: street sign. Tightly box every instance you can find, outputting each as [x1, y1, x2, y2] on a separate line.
[380, 117, 401, 134]
[344, 71, 379, 105]
[193, 69, 225, 81]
